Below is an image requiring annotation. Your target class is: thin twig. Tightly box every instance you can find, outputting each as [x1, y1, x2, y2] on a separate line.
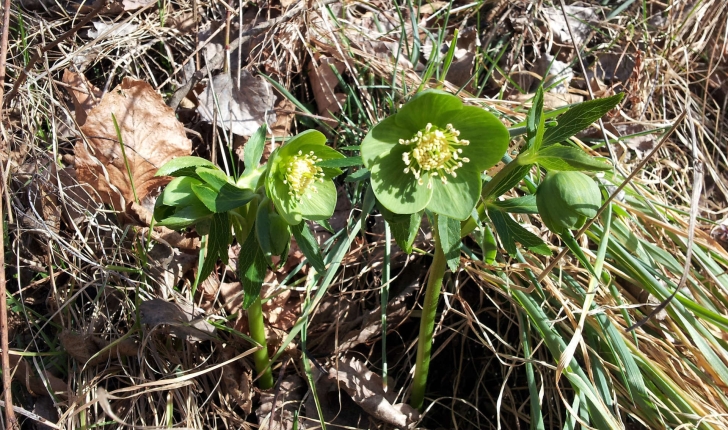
[0, 0, 17, 426]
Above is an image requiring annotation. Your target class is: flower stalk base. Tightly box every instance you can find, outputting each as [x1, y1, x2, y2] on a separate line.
[248, 297, 274, 390]
[410, 219, 447, 410]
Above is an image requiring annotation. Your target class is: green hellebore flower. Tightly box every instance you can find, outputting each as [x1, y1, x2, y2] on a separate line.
[536, 171, 602, 234]
[266, 130, 344, 225]
[361, 90, 509, 220]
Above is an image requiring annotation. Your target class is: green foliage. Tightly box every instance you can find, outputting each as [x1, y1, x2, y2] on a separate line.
[542, 93, 625, 146]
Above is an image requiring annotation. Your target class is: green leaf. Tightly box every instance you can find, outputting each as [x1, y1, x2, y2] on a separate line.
[489, 195, 538, 214]
[156, 156, 216, 177]
[526, 87, 546, 152]
[315, 156, 363, 169]
[239, 232, 268, 309]
[483, 164, 532, 200]
[196, 167, 230, 191]
[489, 210, 550, 257]
[345, 168, 370, 183]
[380, 204, 421, 254]
[479, 222, 498, 265]
[160, 176, 203, 207]
[437, 215, 462, 272]
[191, 182, 255, 213]
[269, 213, 291, 256]
[535, 144, 612, 171]
[244, 124, 267, 172]
[542, 93, 624, 146]
[291, 222, 326, 273]
[256, 201, 273, 260]
[197, 212, 231, 283]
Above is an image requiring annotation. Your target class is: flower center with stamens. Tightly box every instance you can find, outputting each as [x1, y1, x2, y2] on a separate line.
[283, 150, 324, 200]
[399, 123, 470, 188]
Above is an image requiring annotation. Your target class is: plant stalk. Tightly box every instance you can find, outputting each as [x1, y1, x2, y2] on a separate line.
[247, 296, 274, 389]
[410, 218, 447, 410]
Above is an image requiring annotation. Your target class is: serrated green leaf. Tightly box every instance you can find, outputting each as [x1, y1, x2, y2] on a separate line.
[535, 144, 612, 171]
[291, 222, 326, 273]
[437, 215, 462, 272]
[489, 210, 550, 257]
[315, 156, 363, 169]
[542, 93, 624, 146]
[197, 212, 231, 283]
[483, 164, 532, 200]
[244, 124, 267, 172]
[239, 232, 268, 309]
[196, 167, 230, 191]
[156, 156, 216, 177]
[489, 195, 538, 214]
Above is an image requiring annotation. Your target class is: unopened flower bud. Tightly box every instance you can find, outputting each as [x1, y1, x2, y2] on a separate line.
[536, 171, 601, 234]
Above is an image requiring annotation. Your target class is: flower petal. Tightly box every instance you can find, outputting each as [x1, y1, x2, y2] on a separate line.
[268, 172, 302, 225]
[426, 165, 481, 221]
[395, 90, 463, 134]
[277, 129, 327, 159]
[361, 116, 402, 170]
[297, 179, 337, 220]
[370, 142, 432, 215]
[443, 106, 509, 171]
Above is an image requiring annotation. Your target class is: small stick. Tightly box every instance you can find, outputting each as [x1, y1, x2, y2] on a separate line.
[0, 0, 17, 426]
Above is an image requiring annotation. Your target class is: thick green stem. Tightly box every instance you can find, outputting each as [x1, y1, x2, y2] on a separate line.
[248, 297, 274, 389]
[410, 219, 447, 410]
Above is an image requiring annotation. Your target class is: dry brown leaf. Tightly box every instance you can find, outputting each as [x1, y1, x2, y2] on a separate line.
[75, 77, 192, 212]
[62, 69, 102, 126]
[222, 362, 253, 415]
[10, 355, 68, 399]
[308, 55, 346, 124]
[256, 375, 306, 430]
[197, 71, 277, 137]
[140, 298, 216, 341]
[328, 357, 419, 428]
[541, 5, 598, 47]
[59, 330, 139, 366]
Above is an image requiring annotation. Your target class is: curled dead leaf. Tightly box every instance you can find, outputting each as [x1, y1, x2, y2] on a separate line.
[59, 330, 139, 366]
[10, 355, 68, 399]
[328, 357, 419, 428]
[140, 298, 216, 342]
[74, 77, 192, 213]
[197, 71, 276, 137]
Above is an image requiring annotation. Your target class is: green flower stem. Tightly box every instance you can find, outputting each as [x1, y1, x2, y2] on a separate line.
[411, 217, 447, 411]
[247, 296, 274, 389]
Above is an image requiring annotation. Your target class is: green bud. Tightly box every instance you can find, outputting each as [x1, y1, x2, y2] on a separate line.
[536, 171, 601, 234]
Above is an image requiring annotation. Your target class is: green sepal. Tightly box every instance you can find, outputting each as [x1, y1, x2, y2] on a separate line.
[536, 171, 602, 234]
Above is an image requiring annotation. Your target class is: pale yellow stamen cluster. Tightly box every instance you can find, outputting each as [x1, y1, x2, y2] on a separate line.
[399, 123, 470, 188]
[283, 150, 324, 200]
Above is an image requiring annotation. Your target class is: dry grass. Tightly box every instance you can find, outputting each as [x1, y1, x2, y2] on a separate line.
[3, 0, 728, 429]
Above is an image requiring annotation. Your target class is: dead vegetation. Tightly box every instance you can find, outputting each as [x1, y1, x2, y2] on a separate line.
[1, 0, 728, 429]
